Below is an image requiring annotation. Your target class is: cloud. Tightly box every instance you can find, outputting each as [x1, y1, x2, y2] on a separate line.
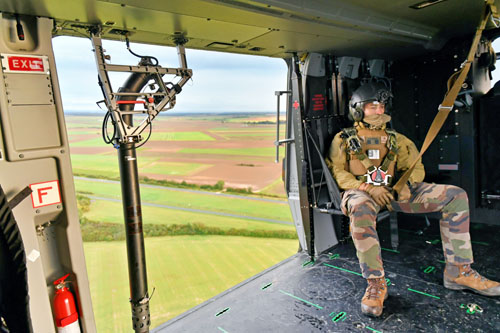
[52, 36, 287, 112]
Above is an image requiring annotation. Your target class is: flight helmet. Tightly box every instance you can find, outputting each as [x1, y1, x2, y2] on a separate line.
[349, 82, 393, 122]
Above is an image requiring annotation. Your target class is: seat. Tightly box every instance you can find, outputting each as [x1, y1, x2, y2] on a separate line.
[303, 124, 399, 249]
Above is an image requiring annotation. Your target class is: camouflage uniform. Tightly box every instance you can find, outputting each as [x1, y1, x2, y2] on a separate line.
[327, 123, 474, 279]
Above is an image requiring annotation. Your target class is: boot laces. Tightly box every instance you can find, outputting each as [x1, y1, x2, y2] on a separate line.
[365, 279, 385, 300]
[462, 265, 486, 282]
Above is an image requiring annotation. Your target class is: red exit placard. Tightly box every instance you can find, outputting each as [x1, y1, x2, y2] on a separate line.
[1, 54, 49, 74]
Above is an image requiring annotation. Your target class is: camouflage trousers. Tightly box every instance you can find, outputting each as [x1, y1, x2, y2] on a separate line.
[341, 182, 474, 279]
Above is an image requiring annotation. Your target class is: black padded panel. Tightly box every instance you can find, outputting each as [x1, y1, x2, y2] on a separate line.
[0, 186, 32, 333]
[478, 83, 500, 208]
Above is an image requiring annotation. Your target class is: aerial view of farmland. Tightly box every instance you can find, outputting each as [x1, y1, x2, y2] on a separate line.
[67, 113, 296, 331]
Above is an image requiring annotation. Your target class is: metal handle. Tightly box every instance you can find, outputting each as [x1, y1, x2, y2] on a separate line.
[274, 90, 292, 163]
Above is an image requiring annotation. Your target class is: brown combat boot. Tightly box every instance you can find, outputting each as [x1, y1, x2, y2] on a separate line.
[444, 263, 500, 296]
[361, 277, 388, 317]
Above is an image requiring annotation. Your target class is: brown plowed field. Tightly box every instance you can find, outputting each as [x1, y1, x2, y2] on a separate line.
[67, 114, 286, 196]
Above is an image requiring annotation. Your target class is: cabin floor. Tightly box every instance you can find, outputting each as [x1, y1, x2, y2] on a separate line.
[154, 217, 500, 332]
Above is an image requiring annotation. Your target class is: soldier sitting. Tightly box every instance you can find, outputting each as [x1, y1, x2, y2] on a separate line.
[326, 81, 500, 317]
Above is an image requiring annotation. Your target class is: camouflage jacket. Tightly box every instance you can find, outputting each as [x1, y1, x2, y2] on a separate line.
[326, 123, 425, 190]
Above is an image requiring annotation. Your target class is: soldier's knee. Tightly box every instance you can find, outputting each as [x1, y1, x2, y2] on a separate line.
[446, 185, 468, 201]
[442, 185, 469, 213]
[349, 197, 377, 218]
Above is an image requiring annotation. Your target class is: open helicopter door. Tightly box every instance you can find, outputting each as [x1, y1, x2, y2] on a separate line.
[283, 53, 349, 258]
[0, 15, 96, 332]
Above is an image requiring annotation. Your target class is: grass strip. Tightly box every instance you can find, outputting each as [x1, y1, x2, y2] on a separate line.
[278, 290, 323, 309]
[75, 173, 286, 199]
[75, 179, 290, 221]
[407, 288, 440, 299]
[323, 263, 363, 277]
[80, 219, 297, 242]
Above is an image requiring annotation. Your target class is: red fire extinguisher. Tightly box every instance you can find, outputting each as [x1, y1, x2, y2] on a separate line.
[53, 273, 81, 333]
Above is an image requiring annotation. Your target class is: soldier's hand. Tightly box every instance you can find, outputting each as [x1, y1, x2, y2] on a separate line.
[397, 183, 411, 202]
[365, 184, 394, 206]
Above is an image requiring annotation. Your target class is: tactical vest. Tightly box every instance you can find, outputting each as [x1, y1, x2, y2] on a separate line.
[341, 127, 398, 186]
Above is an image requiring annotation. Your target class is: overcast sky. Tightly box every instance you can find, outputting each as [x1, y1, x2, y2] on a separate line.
[52, 36, 288, 113]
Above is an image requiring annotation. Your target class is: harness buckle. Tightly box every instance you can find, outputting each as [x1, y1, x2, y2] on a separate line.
[365, 167, 391, 186]
[438, 104, 453, 111]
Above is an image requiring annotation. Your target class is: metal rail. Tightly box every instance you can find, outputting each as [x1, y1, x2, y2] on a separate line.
[274, 90, 293, 163]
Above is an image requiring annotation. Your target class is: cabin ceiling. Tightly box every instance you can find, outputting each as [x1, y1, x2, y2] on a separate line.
[0, 0, 499, 59]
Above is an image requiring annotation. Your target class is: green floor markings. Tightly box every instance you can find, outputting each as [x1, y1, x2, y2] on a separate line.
[330, 311, 347, 322]
[323, 263, 363, 277]
[438, 260, 446, 264]
[217, 327, 229, 333]
[302, 260, 315, 267]
[329, 254, 340, 259]
[366, 326, 382, 333]
[278, 290, 323, 309]
[381, 247, 400, 253]
[423, 266, 436, 274]
[407, 288, 440, 299]
[471, 241, 489, 246]
[215, 307, 230, 317]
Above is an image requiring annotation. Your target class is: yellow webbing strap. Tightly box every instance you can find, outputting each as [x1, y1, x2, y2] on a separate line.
[393, 0, 498, 196]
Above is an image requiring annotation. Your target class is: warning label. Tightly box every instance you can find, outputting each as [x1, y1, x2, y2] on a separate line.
[1, 54, 49, 74]
[312, 94, 325, 111]
[30, 180, 61, 208]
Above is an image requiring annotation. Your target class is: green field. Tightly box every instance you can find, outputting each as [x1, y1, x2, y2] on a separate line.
[65, 116, 101, 129]
[83, 200, 294, 231]
[67, 130, 100, 136]
[141, 161, 211, 176]
[150, 131, 215, 141]
[75, 179, 292, 222]
[71, 154, 209, 178]
[70, 137, 108, 147]
[178, 147, 282, 157]
[84, 235, 297, 332]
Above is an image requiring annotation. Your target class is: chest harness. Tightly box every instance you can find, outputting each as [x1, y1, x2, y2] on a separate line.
[341, 127, 398, 186]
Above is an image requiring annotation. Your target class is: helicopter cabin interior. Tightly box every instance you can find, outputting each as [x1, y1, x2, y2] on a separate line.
[1, 0, 500, 332]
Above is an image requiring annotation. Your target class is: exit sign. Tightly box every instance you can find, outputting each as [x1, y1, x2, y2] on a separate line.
[1, 54, 49, 74]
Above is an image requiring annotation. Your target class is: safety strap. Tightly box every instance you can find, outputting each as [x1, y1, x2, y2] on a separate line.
[393, 0, 498, 195]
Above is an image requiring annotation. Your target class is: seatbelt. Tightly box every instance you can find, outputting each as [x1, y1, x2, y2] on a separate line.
[393, 0, 498, 196]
